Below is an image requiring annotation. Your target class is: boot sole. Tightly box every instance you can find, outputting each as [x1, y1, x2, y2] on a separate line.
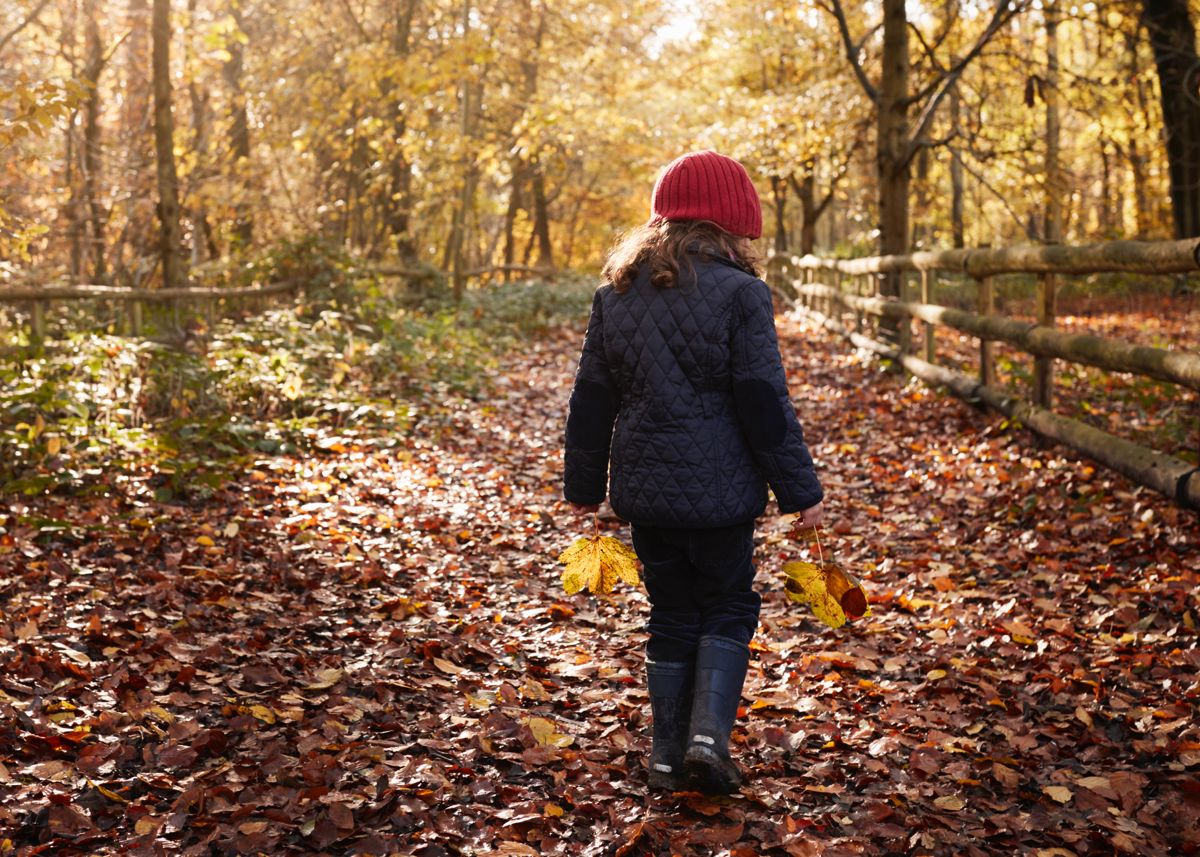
[647, 768, 687, 792]
[684, 744, 741, 794]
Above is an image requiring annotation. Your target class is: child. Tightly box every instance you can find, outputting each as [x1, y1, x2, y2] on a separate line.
[563, 150, 824, 794]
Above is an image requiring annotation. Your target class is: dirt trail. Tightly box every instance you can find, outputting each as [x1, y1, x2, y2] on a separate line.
[2, 316, 1198, 856]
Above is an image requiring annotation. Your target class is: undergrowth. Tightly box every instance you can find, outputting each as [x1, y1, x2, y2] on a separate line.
[0, 260, 595, 502]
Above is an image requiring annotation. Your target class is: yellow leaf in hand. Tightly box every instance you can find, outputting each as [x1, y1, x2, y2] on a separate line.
[784, 561, 846, 628]
[783, 560, 870, 629]
[558, 535, 639, 595]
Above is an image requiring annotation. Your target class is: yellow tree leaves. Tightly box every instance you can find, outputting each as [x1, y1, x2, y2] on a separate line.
[558, 535, 639, 595]
[783, 559, 870, 629]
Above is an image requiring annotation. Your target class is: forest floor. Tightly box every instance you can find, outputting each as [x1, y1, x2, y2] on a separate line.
[2, 309, 1199, 856]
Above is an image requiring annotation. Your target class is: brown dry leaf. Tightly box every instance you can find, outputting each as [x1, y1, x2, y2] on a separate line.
[1043, 785, 1073, 803]
[304, 668, 345, 690]
[432, 656, 468, 675]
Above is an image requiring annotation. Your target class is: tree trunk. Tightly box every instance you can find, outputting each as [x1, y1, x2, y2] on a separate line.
[796, 171, 817, 255]
[186, 0, 217, 264]
[502, 160, 525, 280]
[1098, 139, 1113, 235]
[382, 0, 417, 259]
[63, 0, 82, 280]
[223, 4, 252, 250]
[82, 0, 107, 280]
[1036, 0, 1062, 409]
[771, 176, 789, 253]
[67, 127, 83, 280]
[513, 3, 550, 272]
[877, 0, 910, 300]
[120, 0, 153, 279]
[531, 168, 554, 269]
[1044, 0, 1062, 244]
[913, 143, 930, 248]
[448, 0, 475, 300]
[1127, 31, 1153, 237]
[949, 85, 965, 248]
[1141, 0, 1200, 238]
[152, 0, 186, 288]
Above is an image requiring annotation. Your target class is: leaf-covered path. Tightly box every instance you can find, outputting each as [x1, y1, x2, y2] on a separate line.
[2, 313, 1199, 856]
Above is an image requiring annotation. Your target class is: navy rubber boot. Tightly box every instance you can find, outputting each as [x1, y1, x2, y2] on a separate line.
[645, 659, 694, 791]
[684, 635, 750, 793]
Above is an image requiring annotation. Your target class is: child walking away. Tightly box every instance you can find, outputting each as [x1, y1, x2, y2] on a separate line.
[563, 151, 825, 794]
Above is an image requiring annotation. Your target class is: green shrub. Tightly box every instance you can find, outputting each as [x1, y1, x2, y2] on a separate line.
[0, 264, 596, 498]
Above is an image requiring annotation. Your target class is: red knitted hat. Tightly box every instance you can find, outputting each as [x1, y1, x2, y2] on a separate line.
[649, 150, 762, 239]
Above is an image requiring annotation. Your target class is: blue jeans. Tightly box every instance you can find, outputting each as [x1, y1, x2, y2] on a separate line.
[631, 521, 760, 662]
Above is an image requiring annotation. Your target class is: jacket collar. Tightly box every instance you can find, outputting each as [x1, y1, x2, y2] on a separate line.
[710, 253, 755, 275]
[683, 241, 755, 275]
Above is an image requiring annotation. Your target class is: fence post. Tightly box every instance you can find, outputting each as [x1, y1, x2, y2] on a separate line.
[31, 300, 46, 345]
[922, 269, 936, 363]
[978, 275, 995, 387]
[854, 274, 864, 333]
[897, 270, 912, 356]
[1033, 273, 1056, 407]
[131, 299, 143, 336]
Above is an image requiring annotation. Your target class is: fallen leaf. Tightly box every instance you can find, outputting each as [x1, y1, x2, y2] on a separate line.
[524, 716, 574, 748]
[1043, 785, 1073, 804]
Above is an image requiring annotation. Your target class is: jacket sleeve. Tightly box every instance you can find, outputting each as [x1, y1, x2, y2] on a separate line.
[729, 279, 823, 514]
[563, 290, 620, 506]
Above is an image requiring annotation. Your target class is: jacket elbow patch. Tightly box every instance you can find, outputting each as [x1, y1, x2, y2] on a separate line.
[567, 379, 618, 450]
[734, 379, 788, 450]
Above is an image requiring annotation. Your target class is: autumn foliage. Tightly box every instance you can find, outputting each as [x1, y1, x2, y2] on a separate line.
[1, 310, 1197, 854]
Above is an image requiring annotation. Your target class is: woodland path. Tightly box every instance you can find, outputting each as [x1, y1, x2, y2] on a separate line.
[1, 312, 1199, 856]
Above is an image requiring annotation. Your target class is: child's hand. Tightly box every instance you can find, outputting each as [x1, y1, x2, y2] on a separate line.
[796, 500, 824, 531]
[570, 503, 600, 515]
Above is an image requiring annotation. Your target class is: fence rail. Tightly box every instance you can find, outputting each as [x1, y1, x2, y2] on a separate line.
[0, 280, 302, 340]
[0, 260, 554, 342]
[768, 238, 1200, 511]
[790, 238, 1200, 277]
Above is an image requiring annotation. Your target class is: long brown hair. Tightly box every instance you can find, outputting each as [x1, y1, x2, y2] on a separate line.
[601, 219, 763, 293]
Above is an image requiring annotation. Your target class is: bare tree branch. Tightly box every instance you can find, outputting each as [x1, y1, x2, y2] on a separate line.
[815, 0, 880, 104]
[815, 133, 866, 219]
[953, 145, 1038, 239]
[903, 0, 1029, 167]
[908, 21, 947, 76]
[0, 0, 52, 55]
[338, 0, 371, 42]
[785, 131, 867, 225]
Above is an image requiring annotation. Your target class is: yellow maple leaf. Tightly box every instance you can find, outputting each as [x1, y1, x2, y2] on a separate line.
[783, 560, 870, 629]
[559, 535, 639, 595]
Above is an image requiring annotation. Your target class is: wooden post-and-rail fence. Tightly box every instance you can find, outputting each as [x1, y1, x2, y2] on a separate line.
[0, 280, 303, 342]
[0, 262, 558, 344]
[767, 238, 1200, 511]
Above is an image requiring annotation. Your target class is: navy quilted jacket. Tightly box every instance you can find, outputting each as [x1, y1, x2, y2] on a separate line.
[563, 254, 823, 528]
